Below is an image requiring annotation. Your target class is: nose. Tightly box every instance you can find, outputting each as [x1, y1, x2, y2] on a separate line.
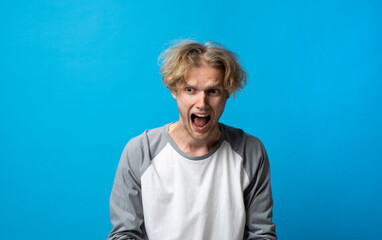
[196, 91, 208, 109]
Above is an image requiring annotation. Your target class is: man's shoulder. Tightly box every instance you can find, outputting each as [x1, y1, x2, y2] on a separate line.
[128, 124, 167, 144]
[221, 123, 263, 149]
[221, 123, 266, 163]
[124, 124, 170, 158]
[221, 123, 269, 179]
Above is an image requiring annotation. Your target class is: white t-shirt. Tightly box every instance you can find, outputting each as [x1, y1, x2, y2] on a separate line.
[108, 123, 276, 240]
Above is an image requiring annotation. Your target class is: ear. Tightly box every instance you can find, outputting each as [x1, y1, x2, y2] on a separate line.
[171, 90, 177, 99]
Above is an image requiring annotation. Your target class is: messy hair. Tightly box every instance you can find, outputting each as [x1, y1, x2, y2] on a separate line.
[159, 40, 247, 97]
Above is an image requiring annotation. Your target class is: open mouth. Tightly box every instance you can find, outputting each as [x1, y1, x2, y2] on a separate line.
[191, 114, 211, 129]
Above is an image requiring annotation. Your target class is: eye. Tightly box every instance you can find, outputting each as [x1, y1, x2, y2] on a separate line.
[185, 87, 195, 94]
[208, 89, 221, 96]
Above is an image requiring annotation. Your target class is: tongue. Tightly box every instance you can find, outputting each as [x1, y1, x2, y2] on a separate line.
[194, 116, 208, 127]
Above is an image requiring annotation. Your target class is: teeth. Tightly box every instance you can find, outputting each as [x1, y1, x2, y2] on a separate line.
[195, 114, 209, 117]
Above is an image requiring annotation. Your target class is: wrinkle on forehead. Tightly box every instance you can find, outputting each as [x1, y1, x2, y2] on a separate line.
[185, 66, 224, 85]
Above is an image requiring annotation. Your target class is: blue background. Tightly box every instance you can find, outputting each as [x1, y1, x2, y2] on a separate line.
[1, 0, 381, 239]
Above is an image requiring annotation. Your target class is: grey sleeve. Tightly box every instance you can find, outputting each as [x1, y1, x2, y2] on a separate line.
[243, 138, 277, 240]
[107, 138, 148, 240]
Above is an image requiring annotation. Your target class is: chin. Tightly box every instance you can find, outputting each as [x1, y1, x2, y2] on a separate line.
[189, 123, 218, 141]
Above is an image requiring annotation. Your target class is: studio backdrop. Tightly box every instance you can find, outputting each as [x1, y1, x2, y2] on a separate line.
[1, 0, 381, 239]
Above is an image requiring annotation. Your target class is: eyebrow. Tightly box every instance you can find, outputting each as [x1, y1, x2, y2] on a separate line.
[209, 83, 224, 88]
[185, 82, 223, 88]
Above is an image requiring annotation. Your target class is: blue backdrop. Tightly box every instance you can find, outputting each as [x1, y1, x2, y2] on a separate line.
[1, 0, 381, 239]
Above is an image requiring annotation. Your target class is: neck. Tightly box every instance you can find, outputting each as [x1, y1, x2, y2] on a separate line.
[168, 122, 221, 157]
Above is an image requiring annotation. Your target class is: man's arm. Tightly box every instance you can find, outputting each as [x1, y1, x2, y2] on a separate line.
[107, 142, 146, 240]
[244, 140, 277, 240]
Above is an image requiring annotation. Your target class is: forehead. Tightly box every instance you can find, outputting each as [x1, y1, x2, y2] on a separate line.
[184, 65, 224, 87]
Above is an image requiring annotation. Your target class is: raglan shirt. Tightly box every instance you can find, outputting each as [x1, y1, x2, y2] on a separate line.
[108, 123, 276, 240]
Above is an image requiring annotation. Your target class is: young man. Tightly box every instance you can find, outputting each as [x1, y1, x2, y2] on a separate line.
[108, 41, 277, 240]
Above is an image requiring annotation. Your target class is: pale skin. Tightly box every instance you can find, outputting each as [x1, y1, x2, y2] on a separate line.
[168, 63, 229, 157]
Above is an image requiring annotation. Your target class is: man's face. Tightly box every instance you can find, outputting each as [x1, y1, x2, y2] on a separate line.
[172, 65, 229, 142]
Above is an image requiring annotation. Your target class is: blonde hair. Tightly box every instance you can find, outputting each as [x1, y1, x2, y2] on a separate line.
[159, 40, 247, 97]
